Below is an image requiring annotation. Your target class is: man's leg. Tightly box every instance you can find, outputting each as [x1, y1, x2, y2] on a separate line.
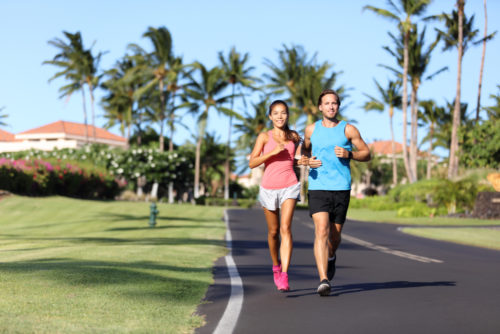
[312, 212, 330, 281]
[328, 223, 343, 258]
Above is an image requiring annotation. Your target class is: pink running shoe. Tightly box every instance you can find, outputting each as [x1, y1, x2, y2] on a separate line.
[278, 272, 290, 292]
[272, 262, 282, 288]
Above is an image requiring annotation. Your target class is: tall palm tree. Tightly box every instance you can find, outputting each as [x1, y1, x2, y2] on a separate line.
[418, 100, 446, 179]
[218, 46, 259, 200]
[44, 31, 91, 142]
[234, 96, 270, 157]
[364, 0, 431, 183]
[429, 1, 479, 178]
[382, 24, 446, 182]
[363, 79, 402, 185]
[129, 26, 178, 152]
[0, 106, 7, 127]
[184, 62, 241, 198]
[475, 0, 496, 122]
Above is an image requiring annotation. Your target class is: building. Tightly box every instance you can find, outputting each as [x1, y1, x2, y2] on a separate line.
[0, 121, 127, 153]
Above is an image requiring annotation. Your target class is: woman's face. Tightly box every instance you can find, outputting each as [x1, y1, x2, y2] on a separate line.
[269, 103, 288, 128]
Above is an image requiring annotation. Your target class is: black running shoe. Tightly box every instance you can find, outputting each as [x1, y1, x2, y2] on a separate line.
[327, 256, 336, 281]
[317, 279, 331, 296]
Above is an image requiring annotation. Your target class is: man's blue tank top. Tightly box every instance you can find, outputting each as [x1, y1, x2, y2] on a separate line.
[308, 120, 352, 190]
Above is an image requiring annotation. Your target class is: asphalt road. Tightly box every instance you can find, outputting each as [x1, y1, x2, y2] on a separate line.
[196, 208, 500, 334]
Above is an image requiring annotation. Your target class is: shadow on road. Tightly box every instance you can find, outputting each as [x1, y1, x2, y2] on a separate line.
[286, 280, 456, 298]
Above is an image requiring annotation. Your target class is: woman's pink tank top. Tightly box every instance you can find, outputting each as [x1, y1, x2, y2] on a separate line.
[261, 131, 298, 189]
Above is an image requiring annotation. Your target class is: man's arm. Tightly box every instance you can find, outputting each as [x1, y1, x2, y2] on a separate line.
[334, 124, 371, 161]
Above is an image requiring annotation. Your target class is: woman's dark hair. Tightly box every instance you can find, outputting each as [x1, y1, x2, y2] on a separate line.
[317, 89, 341, 107]
[268, 100, 301, 143]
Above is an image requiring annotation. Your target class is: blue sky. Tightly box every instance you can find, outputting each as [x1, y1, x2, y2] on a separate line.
[1, 0, 499, 155]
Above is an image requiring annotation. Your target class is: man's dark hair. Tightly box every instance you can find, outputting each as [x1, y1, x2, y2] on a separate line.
[317, 89, 341, 107]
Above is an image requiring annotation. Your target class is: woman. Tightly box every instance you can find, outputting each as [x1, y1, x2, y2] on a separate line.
[249, 100, 305, 292]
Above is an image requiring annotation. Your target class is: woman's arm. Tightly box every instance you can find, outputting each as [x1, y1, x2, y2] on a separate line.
[248, 132, 285, 169]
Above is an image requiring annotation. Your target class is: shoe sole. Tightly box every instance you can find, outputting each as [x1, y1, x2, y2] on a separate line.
[317, 283, 331, 296]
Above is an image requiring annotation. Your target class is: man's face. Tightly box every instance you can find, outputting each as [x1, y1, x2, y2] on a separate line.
[319, 93, 339, 119]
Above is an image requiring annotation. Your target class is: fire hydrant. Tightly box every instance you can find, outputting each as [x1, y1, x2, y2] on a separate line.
[149, 202, 159, 228]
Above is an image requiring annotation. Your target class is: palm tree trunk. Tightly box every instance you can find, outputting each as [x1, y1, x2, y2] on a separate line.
[88, 81, 97, 142]
[224, 85, 235, 201]
[448, 0, 464, 179]
[402, 29, 412, 183]
[476, 0, 488, 123]
[389, 107, 397, 185]
[168, 94, 176, 204]
[81, 84, 89, 143]
[410, 81, 419, 182]
[159, 80, 165, 152]
[426, 124, 434, 179]
[194, 113, 208, 199]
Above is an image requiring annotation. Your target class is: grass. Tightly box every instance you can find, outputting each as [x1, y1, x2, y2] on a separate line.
[0, 195, 226, 334]
[347, 208, 500, 226]
[348, 208, 500, 251]
[400, 227, 500, 251]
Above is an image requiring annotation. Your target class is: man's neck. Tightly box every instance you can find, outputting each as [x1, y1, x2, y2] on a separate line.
[322, 117, 339, 128]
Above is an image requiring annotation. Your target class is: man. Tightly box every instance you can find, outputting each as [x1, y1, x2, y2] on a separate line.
[301, 89, 371, 296]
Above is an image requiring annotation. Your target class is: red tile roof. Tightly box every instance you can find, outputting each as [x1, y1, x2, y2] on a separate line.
[368, 140, 404, 155]
[0, 129, 16, 142]
[18, 121, 126, 143]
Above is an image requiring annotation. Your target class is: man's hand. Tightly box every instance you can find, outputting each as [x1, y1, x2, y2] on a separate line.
[334, 146, 349, 159]
[308, 156, 322, 168]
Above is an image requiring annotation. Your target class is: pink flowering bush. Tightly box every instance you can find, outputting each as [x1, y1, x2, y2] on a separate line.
[0, 158, 122, 199]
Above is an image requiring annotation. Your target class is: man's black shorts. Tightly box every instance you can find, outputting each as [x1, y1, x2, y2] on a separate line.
[308, 190, 351, 224]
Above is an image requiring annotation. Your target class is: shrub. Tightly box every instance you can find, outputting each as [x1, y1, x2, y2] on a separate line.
[0, 158, 122, 199]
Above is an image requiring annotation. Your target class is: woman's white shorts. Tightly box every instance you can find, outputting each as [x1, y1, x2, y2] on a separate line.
[258, 182, 301, 211]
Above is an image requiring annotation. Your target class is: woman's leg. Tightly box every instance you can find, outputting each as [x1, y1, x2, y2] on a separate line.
[279, 198, 296, 273]
[263, 207, 280, 266]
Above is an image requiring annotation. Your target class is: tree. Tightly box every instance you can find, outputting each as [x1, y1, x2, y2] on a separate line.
[218, 47, 259, 200]
[418, 100, 446, 179]
[363, 79, 402, 185]
[0, 106, 7, 127]
[382, 24, 446, 182]
[364, 0, 431, 183]
[44, 31, 104, 142]
[128, 26, 179, 152]
[484, 85, 500, 121]
[184, 62, 240, 198]
[475, 0, 496, 122]
[234, 96, 270, 157]
[429, 1, 479, 178]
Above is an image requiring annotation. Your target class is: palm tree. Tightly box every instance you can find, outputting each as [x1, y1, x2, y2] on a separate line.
[484, 85, 500, 121]
[364, 0, 431, 183]
[44, 31, 91, 142]
[184, 62, 241, 198]
[129, 26, 177, 152]
[0, 106, 7, 127]
[234, 96, 270, 157]
[418, 100, 446, 179]
[218, 46, 259, 200]
[475, 0, 496, 122]
[428, 1, 479, 178]
[363, 79, 402, 185]
[383, 24, 447, 182]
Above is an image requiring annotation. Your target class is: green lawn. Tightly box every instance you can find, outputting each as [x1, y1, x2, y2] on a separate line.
[400, 227, 500, 251]
[0, 195, 226, 334]
[348, 208, 500, 226]
[348, 208, 500, 250]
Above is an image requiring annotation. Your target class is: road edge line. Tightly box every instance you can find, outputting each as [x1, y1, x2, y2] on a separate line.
[213, 210, 243, 334]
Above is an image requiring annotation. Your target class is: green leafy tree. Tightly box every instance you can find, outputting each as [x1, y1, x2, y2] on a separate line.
[218, 46, 259, 200]
[427, 1, 478, 178]
[44, 31, 104, 142]
[363, 79, 402, 185]
[418, 100, 447, 179]
[184, 62, 241, 198]
[364, 0, 431, 184]
[0, 106, 7, 127]
[459, 119, 500, 168]
[381, 24, 446, 182]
